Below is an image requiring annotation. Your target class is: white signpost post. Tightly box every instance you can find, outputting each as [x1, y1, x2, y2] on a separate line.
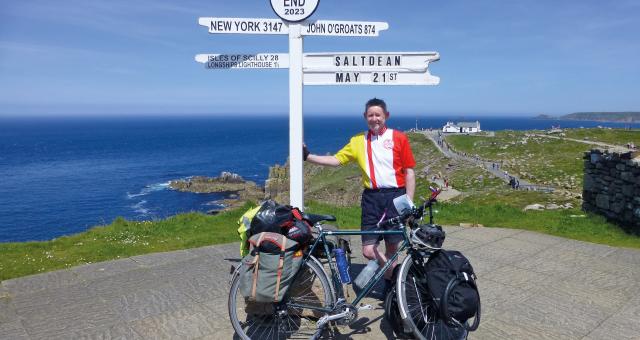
[196, 3, 440, 209]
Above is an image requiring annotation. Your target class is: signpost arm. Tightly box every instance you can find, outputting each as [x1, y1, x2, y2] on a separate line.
[288, 23, 304, 209]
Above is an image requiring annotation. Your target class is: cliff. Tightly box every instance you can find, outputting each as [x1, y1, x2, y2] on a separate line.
[562, 112, 640, 123]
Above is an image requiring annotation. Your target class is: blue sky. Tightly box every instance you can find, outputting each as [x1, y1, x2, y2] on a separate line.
[0, 0, 638, 116]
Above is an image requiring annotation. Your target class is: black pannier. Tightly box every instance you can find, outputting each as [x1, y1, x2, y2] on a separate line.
[424, 249, 481, 330]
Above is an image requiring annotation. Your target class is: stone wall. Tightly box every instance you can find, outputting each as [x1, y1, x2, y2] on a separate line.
[583, 149, 640, 234]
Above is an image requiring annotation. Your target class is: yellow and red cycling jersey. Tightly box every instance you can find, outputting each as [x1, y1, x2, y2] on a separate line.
[334, 129, 415, 189]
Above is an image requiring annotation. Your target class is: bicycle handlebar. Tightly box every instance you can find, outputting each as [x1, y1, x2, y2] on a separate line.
[376, 187, 442, 228]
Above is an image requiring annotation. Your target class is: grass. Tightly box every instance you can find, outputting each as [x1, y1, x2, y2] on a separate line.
[561, 128, 640, 146]
[0, 204, 251, 281]
[407, 133, 505, 193]
[445, 131, 595, 190]
[2, 197, 640, 281]
[435, 201, 640, 248]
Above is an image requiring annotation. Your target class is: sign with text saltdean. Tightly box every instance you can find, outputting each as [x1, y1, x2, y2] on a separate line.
[303, 52, 439, 72]
[198, 18, 388, 37]
[270, 0, 319, 22]
[195, 53, 289, 69]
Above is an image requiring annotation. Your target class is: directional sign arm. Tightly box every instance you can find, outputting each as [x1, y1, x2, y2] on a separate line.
[195, 53, 290, 69]
[304, 71, 440, 86]
[198, 17, 289, 34]
[303, 52, 439, 72]
[301, 20, 389, 37]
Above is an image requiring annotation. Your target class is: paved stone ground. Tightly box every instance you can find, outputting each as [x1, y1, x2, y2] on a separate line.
[1, 226, 640, 339]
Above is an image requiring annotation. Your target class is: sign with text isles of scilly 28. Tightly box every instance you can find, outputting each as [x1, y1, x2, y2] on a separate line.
[198, 18, 388, 37]
[195, 54, 290, 69]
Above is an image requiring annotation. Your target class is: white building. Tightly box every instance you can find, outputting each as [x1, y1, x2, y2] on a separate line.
[442, 121, 481, 133]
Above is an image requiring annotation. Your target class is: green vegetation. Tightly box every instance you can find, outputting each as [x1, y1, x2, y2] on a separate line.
[407, 133, 504, 193]
[561, 128, 640, 146]
[3, 197, 640, 281]
[0, 206, 250, 281]
[446, 131, 594, 190]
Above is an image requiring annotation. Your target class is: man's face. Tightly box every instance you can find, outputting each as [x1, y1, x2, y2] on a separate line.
[364, 105, 388, 134]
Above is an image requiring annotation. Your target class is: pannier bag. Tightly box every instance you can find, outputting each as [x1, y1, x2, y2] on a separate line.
[238, 232, 303, 303]
[237, 201, 313, 256]
[424, 249, 480, 330]
[249, 200, 313, 245]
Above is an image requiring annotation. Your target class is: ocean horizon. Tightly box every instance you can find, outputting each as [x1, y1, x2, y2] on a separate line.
[1, 115, 639, 243]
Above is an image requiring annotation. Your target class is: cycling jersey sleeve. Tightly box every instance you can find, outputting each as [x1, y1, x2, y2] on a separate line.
[334, 141, 354, 165]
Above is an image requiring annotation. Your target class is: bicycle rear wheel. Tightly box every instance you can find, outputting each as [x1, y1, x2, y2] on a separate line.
[228, 256, 334, 340]
[396, 256, 468, 340]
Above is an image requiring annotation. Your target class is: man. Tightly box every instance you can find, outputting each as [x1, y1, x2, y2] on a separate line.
[304, 98, 416, 291]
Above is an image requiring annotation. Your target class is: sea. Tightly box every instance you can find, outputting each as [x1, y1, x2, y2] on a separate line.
[1, 115, 639, 243]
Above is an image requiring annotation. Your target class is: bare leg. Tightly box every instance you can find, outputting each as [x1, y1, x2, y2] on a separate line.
[383, 240, 400, 280]
[363, 241, 399, 280]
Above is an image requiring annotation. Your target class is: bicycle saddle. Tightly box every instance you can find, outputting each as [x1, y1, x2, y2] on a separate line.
[303, 213, 336, 224]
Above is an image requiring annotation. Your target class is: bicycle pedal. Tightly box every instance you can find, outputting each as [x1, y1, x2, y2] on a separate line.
[357, 304, 373, 311]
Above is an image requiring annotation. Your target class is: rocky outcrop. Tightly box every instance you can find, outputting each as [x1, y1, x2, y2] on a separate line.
[583, 149, 640, 234]
[170, 172, 265, 209]
[265, 165, 289, 202]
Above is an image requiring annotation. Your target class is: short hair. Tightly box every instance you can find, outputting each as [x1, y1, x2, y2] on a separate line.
[365, 98, 387, 113]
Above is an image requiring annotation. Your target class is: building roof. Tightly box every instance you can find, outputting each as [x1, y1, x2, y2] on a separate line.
[457, 121, 480, 128]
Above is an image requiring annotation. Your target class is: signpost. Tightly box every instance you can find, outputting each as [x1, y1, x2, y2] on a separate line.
[196, 4, 440, 209]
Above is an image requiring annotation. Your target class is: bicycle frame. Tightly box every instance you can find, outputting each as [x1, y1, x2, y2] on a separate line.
[286, 224, 411, 313]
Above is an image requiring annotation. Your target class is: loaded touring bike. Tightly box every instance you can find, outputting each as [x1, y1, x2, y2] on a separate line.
[228, 189, 480, 339]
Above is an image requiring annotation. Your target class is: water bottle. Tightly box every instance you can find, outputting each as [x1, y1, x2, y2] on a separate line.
[354, 259, 379, 288]
[333, 248, 351, 284]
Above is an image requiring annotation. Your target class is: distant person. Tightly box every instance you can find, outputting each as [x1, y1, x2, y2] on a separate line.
[304, 98, 416, 294]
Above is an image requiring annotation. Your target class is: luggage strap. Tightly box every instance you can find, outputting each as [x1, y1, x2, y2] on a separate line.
[251, 233, 267, 300]
[274, 234, 287, 301]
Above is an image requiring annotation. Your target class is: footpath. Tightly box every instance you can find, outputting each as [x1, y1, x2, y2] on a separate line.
[2, 227, 639, 339]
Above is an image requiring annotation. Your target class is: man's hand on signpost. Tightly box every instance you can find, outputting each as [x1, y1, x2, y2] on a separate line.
[303, 144, 310, 161]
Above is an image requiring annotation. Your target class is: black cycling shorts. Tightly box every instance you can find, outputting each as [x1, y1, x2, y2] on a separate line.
[360, 187, 406, 246]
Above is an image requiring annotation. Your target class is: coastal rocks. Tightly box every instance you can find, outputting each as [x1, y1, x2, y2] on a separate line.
[523, 202, 573, 211]
[583, 149, 640, 234]
[265, 164, 289, 202]
[170, 172, 265, 209]
[523, 204, 545, 211]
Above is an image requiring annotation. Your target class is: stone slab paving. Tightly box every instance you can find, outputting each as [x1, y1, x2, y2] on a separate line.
[1, 227, 639, 340]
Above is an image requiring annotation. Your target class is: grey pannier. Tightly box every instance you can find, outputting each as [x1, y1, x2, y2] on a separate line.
[238, 232, 303, 303]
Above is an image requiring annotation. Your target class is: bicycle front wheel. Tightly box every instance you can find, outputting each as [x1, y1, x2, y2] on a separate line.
[396, 255, 468, 340]
[228, 256, 334, 340]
